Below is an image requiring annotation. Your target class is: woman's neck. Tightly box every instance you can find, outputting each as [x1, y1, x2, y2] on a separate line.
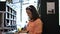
[29, 18, 39, 22]
[29, 19, 34, 22]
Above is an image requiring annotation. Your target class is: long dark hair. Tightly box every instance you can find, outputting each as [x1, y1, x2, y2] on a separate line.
[26, 5, 40, 21]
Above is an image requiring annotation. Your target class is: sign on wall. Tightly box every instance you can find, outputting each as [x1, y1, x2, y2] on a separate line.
[47, 2, 55, 14]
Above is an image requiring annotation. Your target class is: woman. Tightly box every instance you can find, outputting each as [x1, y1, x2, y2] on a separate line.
[25, 5, 43, 34]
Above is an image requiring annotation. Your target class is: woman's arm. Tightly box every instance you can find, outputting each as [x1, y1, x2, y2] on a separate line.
[34, 19, 43, 34]
[19, 22, 30, 33]
[20, 30, 28, 33]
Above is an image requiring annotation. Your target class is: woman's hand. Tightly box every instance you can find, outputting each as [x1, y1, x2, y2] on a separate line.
[20, 30, 27, 33]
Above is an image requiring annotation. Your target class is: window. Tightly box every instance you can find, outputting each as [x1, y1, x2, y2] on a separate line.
[13, 16, 14, 19]
[14, 11, 16, 15]
[11, 20, 12, 25]
[11, 15, 12, 18]
[9, 8, 12, 13]
[7, 13, 9, 18]
[7, 6, 9, 11]
[11, 9, 12, 13]
[7, 20, 9, 23]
